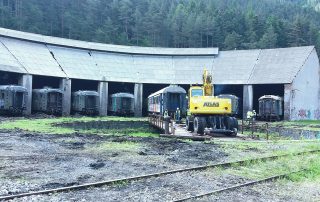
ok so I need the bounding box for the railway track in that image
[174,169,307,202]
[0,149,319,201]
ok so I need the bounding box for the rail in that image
[174,169,307,202]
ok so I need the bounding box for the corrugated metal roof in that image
[0,37,66,77]
[0,41,27,73]
[214,50,262,84]
[0,29,316,85]
[0,28,218,56]
[46,45,99,80]
[248,46,315,84]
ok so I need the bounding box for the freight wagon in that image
[72,91,99,115]
[109,93,135,116]
[32,88,63,115]
[0,85,27,115]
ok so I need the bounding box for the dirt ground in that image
[0,117,319,201]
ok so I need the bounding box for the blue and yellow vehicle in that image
[186,69,238,135]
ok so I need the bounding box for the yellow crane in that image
[186,69,238,135]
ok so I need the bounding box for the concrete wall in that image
[18,74,32,115]
[134,83,143,117]
[287,49,320,120]
[98,81,108,116]
[243,85,253,119]
[283,84,291,120]
[60,78,71,116]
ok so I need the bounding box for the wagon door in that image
[85,95,97,109]
[48,92,62,110]
[0,91,4,109]
[13,91,24,108]
[121,97,129,111]
[167,93,181,113]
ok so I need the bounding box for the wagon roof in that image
[259,95,282,101]
[148,85,186,98]
[32,88,63,93]
[217,94,239,99]
[73,90,99,96]
[111,93,134,98]
[0,85,27,92]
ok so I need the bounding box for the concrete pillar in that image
[134,83,143,117]
[283,84,292,121]
[19,74,32,115]
[243,85,253,119]
[98,81,108,116]
[60,78,71,116]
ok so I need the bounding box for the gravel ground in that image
[0,131,227,197]
[8,172,248,202]
[1,123,319,202]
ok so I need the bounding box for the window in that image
[191,89,203,97]
[3,0,9,7]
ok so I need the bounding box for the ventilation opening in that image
[72,79,99,92]
[0,71,20,85]
[33,75,60,89]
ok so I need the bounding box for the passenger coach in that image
[148,85,187,117]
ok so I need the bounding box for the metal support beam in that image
[283,84,291,120]
[243,85,253,119]
[98,81,108,116]
[60,78,71,116]
[134,83,143,117]
[18,74,32,115]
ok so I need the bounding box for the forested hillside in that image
[1,0,320,51]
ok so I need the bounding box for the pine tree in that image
[224,31,242,50]
[259,25,278,48]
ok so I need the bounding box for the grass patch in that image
[226,154,320,180]
[0,116,155,136]
[215,140,320,160]
[270,120,320,132]
[287,157,320,182]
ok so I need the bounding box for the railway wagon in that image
[0,85,27,115]
[72,91,99,115]
[217,94,239,115]
[108,93,134,116]
[148,85,187,117]
[32,88,63,115]
[258,95,283,121]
